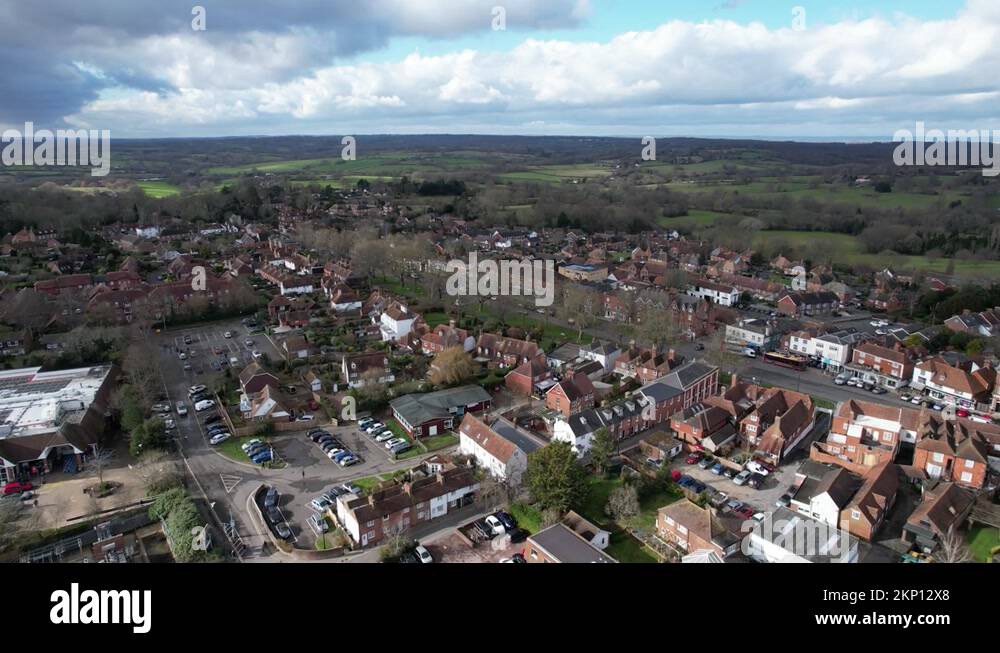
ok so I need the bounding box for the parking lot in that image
[164,319,280,377]
[668,454,802,516]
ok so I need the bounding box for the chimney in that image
[367,494,376,507]
[731,373,739,390]
[668,348,676,362]
[403,482,413,495]
[449,318,457,328]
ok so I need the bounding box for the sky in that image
[1,0,997,140]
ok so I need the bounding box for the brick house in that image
[636,361,719,424]
[335,465,479,548]
[238,362,280,395]
[504,355,553,397]
[420,322,475,355]
[475,333,540,368]
[841,463,899,542]
[902,482,976,554]
[457,413,541,485]
[545,371,596,417]
[776,290,839,318]
[912,419,994,489]
[911,357,995,411]
[848,342,914,389]
[656,500,742,558]
[738,387,815,463]
[810,400,917,473]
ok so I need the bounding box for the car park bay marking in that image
[221,474,243,494]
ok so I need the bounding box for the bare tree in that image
[936,526,972,563]
[90,444,116,489]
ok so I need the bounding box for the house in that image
[810,400,916,473]
[561,511,611,551]
[546,342,582,371]
[524,523,617,563]
[240,384,291,422]
[303,369,323,393]
[657,500,742,559]
[505,355,554,397]
[389,385,492,438]
[725,318,783,353]
[552,396,654,456]
[911,358,995,411]
[944,308,1000,337]
[0,329,33,357]
[687,278,741,307]
[276,333,310,360]
[776,291,839,318]
[614,345,685,383]
[842,463,899,542]
[912,418,995,489]
[378,301,420,342]
[788,461,863,527]
[545,371,596,417]
[579,340,621,373]
[639,430,684,462]
[902,482,976,554]
[335,465,479,548]
[475,333,540,368]
[738,387,815,463]
[341,352,394,389]
[743,507,859,563]
[788,329,865,372]
[421,322,475,355]
[636,361,720,424]
[847,342,913,389]
[670,404,735,451]
[558,263,608,282]
[238,362,279,395]
[457,413,541,485]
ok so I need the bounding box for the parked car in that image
[296,414,315,422]
[204,414,223,425]
[485,515,506,536]
[251,450,273,464]
[244,339,254,347]
[685,452,703,465]
[194,399,216,412]
[332,450,353,464]
[645,457,663,469]
[473,519,495,539]
[384,437,406,449]
[175,402,189,416]
[415,545,433,563]
[723,468,737,480]
[374,430,396,443]
[508,527,529,543]
[209,433,230,445]
[725,499,744,512]
[733,470,752,486]
[2,481,33,495]
[340,483,361,495]
[309,497,333,513]
[224,331,233,339]
[274,522,292,540]
[264,487,279,509]
[697,456,715,470]
[747,473,767,489]
[399,551,420,564]
[308,514,330,535]
[364,422,385,434]
[746,460,771,476]
[711,462,725,475]
[390,442,412,455]
[495,511,517,531]
[734,506,755,520]
[871,386,887,395]
[689,480,707,494]
[776,493,792,508]
[338,454,360,467]
[266,507,282,524]
[357,417,374,429]
[151,403,171,414]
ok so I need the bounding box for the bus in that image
[763,351,808,371]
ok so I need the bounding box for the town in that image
[0,174,997,566]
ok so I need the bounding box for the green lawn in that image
[967,527,1000,562]
[606,531,658,563]
[509,502,544,534]
[423,312,451,328]
[422,433,459,452]
[373,276,425,299]
[137,180,181,198]
[657,210,733,230]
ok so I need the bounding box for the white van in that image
[229,356,240,367]
[743,347,757,358]
[194,399,216,412]
[176,402,188,416]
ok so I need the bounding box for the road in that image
[735,360,915,409]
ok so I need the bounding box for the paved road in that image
[735,360,914,409]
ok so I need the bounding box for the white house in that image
[457,414,539,486]
[687,279,741,307]
[787,330,861,371]
[135,225,160,238]
[744,508,859,563]
[580,340,621,373]
[379,303,418,342]
[279,279,314,296]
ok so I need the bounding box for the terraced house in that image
[911,358,996,412]
[847,342,914,389]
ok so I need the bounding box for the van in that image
[229,356,239,367]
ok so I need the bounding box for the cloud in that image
[4,0,1000,138]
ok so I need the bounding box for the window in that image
[851,510,861,520]
[958,471,974,483]
[366,520,375,528]
[666,516,675,526]
[678,525,688,535]
[882,433,892,442]
[965,459,974,469]
[529,549,538,560]
[933,453,944,463]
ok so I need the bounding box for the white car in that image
[194,399,216,412]
[164,418,176,430]
[224,331,233,338]
[188,385,207,396]
[415,545,433,563]
[309,497,333,513]
[485,515,506,536]
[241,439,263,452]
[374,430,396,443]
[179,352,188,360]
[746,461,771,476]
[244,339,254,347]
[364,422,385,434]
[733,470,753,486]
[296,414,314,422]
[252,350,262,360]
[383,437,406,449]
[176,402,188,416]
[151,403,171,414]
[209,433,230,445]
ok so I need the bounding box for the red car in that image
[2,481,33,495]
[735,506,755,520]
[685,452,703,465]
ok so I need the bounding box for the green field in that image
[657,209,733,230]
[499,163,613,184]
[967,526,1000,562]
[752,230,1000,278]
[207,152,492,178]
[137,180,181,198]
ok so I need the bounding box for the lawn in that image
[606,531,658,563]
[373,276,425,299]
[421,433,459,452]
[967,526,1000,562]
[509,502,544,534]
[216,435,268,463]
[423,311,451,328]
[137,180,181,198]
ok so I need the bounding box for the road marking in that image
[221,474,243,494]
